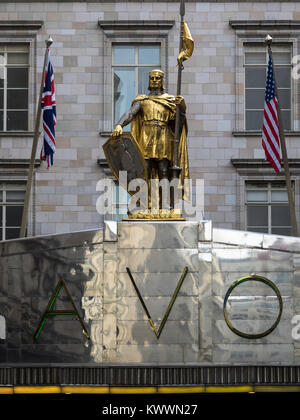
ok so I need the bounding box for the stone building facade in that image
[0,0,300,239]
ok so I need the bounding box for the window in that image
[107,182,129,222]
[0,183,25,240]
[246,181,291,235]
[112,44,160,125]
[0,44,29,131]
[245,44,292,131]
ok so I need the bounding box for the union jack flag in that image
[262,52,281,173]
[40,50,56,167]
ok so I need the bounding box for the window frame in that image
[0,35,38,134]
[244,43,293,131]
[99,20,173,136]
[0,181,26,241]
[0,43,30,131]
[112,43,161,125]
[231,28,300,133]
[245,181,293,235]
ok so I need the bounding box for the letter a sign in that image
[34,277,90,341]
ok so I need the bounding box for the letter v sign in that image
[126,267,188,339]
[33,277,90,341]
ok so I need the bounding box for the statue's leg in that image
[145,158,152,180]
[145,159,154,211]
[157,159,170,210]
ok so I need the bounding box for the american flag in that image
[40,50,56,167]
[262,53,281,173]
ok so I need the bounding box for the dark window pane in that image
[5,206,23,227]
[6,190,25,202]
[246,181,269,189]
[245,89,265,109]
[246,110,263,130]
[0,111,3,130]
[282,110,291,130]
[248,227,268,233]
[271,190,288,202]
[275,67,290,88]
[246,190,268,202]
[7,89,28,110]
[245,52,266,65]
[7,67,28,88]
[272,227,291,236]
[271,205,290,226]
[0,68,4,88]
[5,228,20,240]
[0,192,2,202]
[273,52,291,65]
[245,68,266,88]
[277,89,291,110]
[0,205,2,220]
[7,111,28,130]
[271,182,286,188]
[113,46,135,65]
[138,46,160,65]
[0,228,2,241]
[247,205,268,227]
[7,53,28,65]
[113,68,135,124]
[0,89,3,108]
[138,67,157,94]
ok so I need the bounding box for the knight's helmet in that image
[148,69,165,92]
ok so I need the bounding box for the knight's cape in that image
[130,94,190,201]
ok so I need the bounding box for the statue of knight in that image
[105,0,194,219]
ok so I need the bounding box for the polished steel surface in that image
[119,221,198,249]
[0,222,300,365]
[213,228,264,248]
[199,220,212,242]
[104,221,118,242]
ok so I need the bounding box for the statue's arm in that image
[175,95,186,113]
[111,101,142,137]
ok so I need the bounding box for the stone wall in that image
[1,2,299,235]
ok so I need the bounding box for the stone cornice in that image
[0,131,37,137]
[0,21,43,30]
[99,20,175,32]
[229,20,300,30]
[233,131,300,137]
[231,158,300,175]
[97,158,113,176]
[0,159,41,169]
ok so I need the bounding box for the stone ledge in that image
[231,158,300,169]
[99,20,175,32]
[233,131,300,137]
[230,20,300,30]
[0,21,43,30]
[0,159,41,169]
[0,131,37,137]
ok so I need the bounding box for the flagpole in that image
[20,36,53,238]
[265,35,298,237]
[171,0,185,179]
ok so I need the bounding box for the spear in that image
[170,0,186,182]
[170,0,194,208]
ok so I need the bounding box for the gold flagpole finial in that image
[46,36,53,48]
[264,34,273,46]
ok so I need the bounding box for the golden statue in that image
[110,69,189,219]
